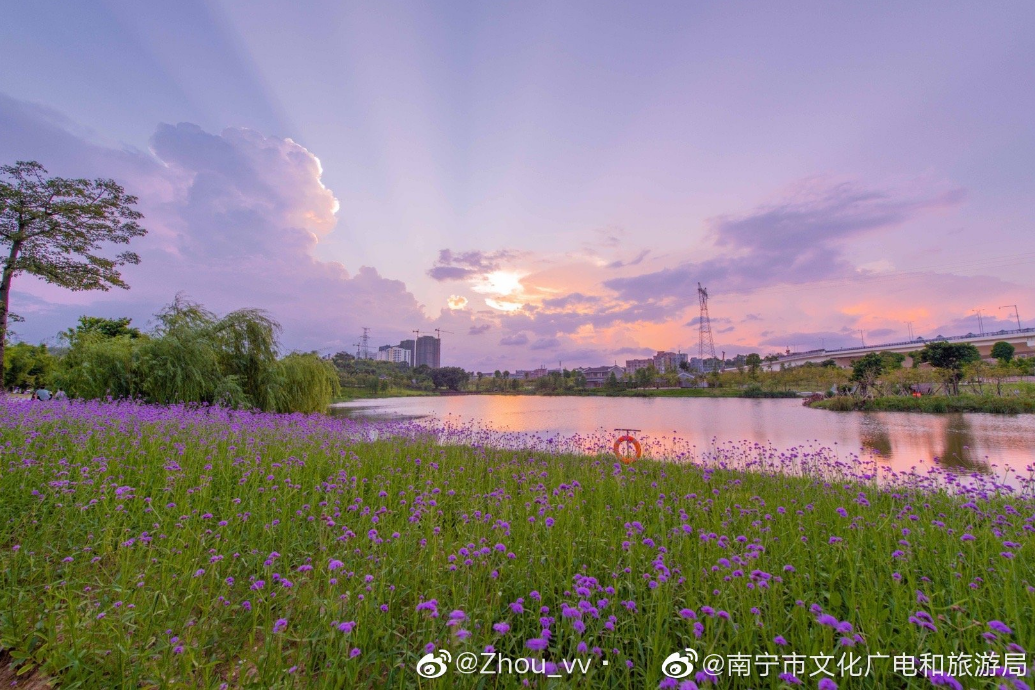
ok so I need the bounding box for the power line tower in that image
[697,283,717,371]
[354,326,372,359]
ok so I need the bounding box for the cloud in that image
[541,292,602,309]
[468,323,491,335]
[742,313,763,322]
[604,178,965,301]
[611,346,655,356]
[0,96,427,352]
[529,337,560,350]
[447,295,468,310]
[686,316,732,327]
[427,249,517,281]
[606,249,650,269]
[499,333,529,346]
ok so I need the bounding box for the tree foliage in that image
[0,161,146,382]
[851,352,885,396]
[991,341,1015,363]
[54,297,338,412]
[65,316,142,341]
[917,342,981,396]
[3,342,55,390]
[430,366,469,391]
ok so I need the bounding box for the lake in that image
[330,395,1035,477]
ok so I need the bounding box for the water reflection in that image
[330,396,1034,475]
[859,416,892,458]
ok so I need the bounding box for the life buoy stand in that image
[614,435,641,464]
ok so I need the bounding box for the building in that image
[415,335,441,368]
[583,365,624,388]
[399,339,415,365]
[624,358,653,375]
[375,346,412,365]
[653,351,688,373]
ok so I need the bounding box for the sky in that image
[2,1,1033,370]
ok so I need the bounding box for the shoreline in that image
[811,395,1035,414]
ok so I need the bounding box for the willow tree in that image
[0,161,146,382]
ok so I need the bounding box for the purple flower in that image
[816,614,839,628]
[272,618,287,633]
[525,638,548,651]
[925,673,963,690]
[988,620,1012,635]
[349,648,361,658]
[336,621,356,634]
[493,622,510,635]
[818,680,838,690]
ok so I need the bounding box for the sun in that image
[473,270,525,297]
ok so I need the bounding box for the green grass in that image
[0,401,1032,688]
[813,395,1035,414]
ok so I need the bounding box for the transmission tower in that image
[697,283,717,371]
[353,326,372,359]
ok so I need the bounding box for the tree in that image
[745,353,762,376]
[917,341,981,396]
[878,351,906,371]
[65,315,142,342]
[991,341,1015,363]
[3,342,55,390]
[850,353,885,396]
[0,161,146,383]
[431,366,469,391]
[634,365,658,389]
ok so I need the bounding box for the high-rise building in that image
[375,346,412,365]
[653,351,688,373]
[624,358,653,375]
[415,335,441,368]
[399,339,415,365]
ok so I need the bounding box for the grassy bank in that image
[333,387,439,402]
[0,400,1031,688]
[813,394,1035,414]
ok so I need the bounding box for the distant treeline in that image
[4,297,339,413]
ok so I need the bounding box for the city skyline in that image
[2,2,1034,370]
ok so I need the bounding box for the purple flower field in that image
[0,399,1032,688]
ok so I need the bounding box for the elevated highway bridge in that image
[769,327,1035,369]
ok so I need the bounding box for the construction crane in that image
[434,328,453,339]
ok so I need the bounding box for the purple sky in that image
[2,1,1033,369]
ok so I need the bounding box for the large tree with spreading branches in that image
[0,161,146,383]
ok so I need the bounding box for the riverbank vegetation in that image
[809,341,1035,414]
[0,400,1032,687]
[5,298,340,413]
[814,394,1035,414]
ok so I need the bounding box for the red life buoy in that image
[614,435,641,464]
